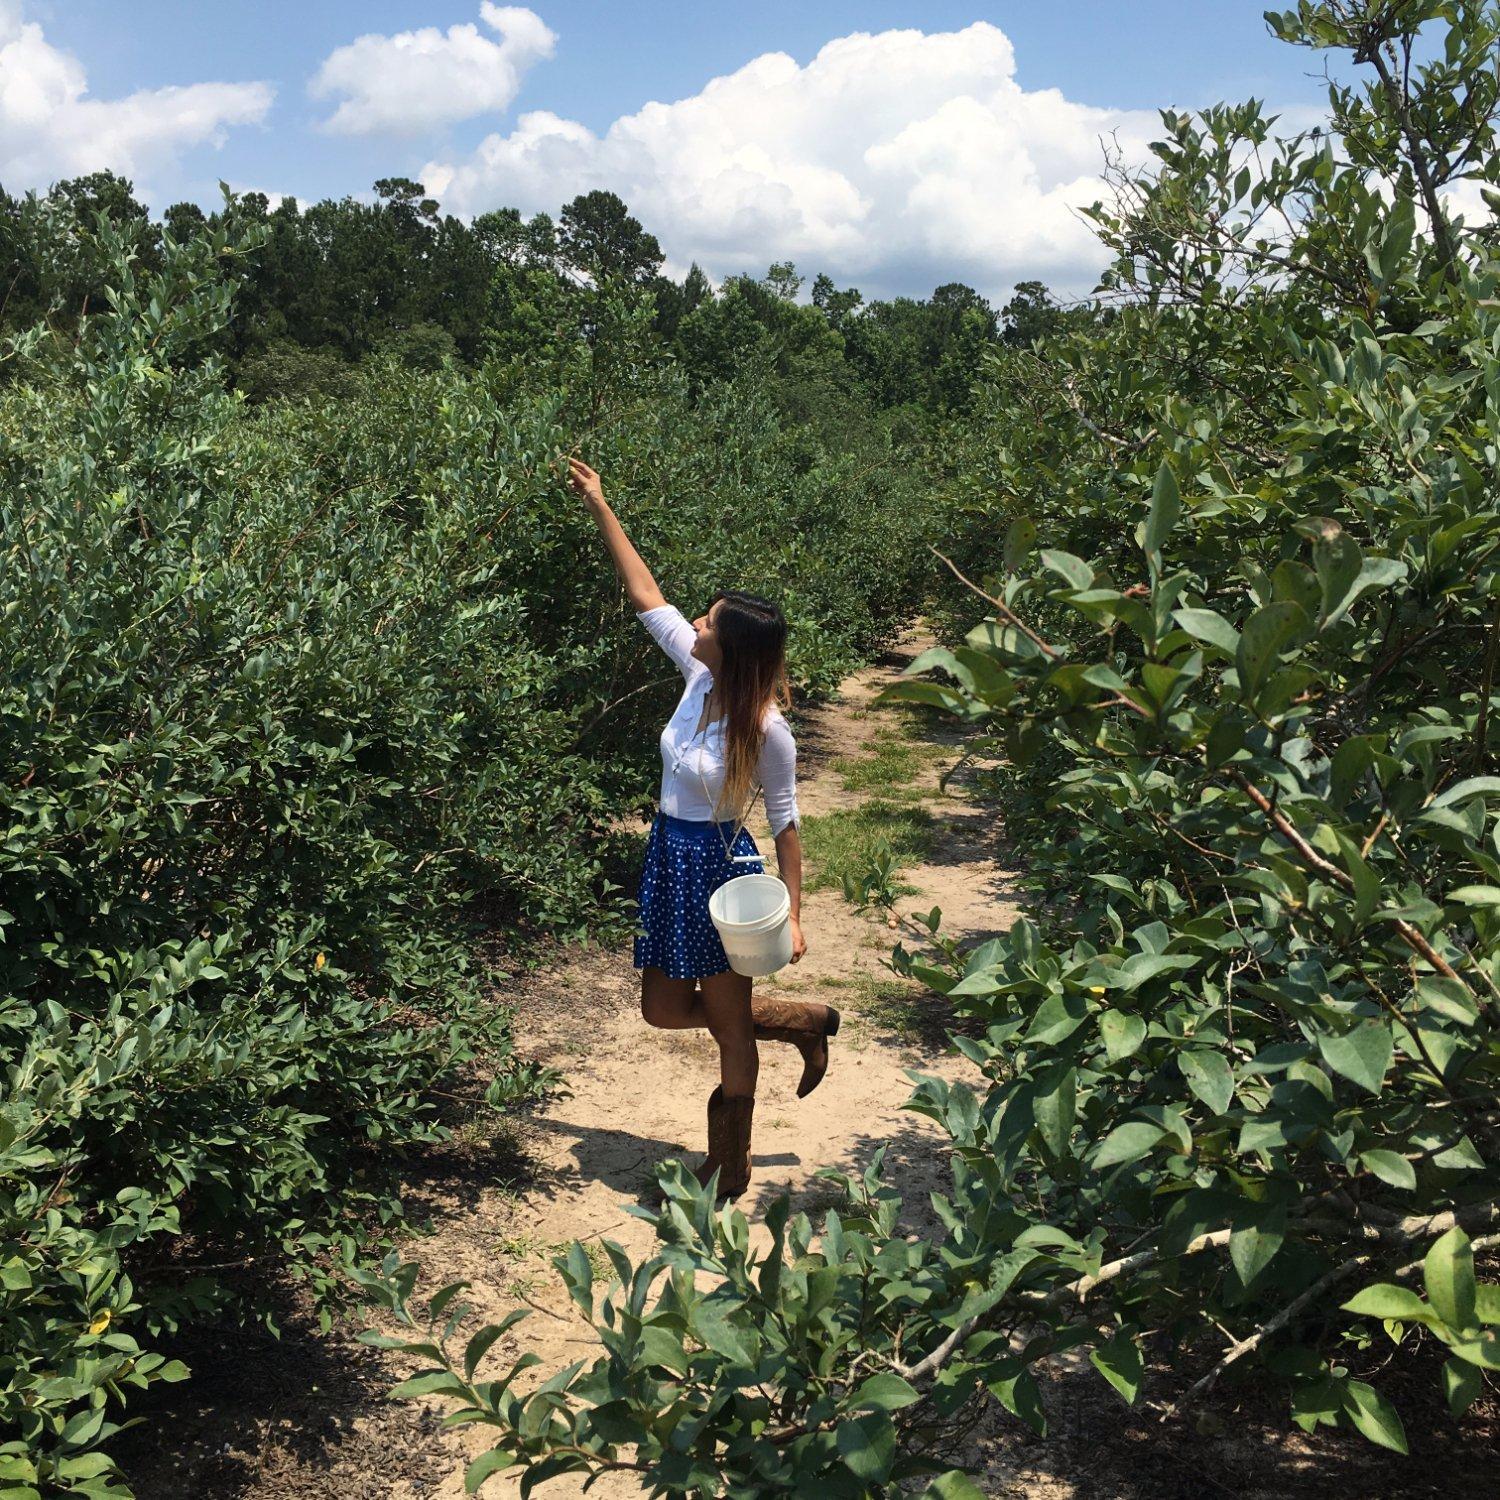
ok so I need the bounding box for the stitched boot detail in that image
[751,999,841,1098]
[694,1085,754,1198]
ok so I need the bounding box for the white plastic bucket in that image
[709,873,793,977]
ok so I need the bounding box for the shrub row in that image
[0,215,937,1493]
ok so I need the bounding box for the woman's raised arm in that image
[566,456,666,613]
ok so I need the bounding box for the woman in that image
[567,455,840,1201]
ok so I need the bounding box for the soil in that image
[118,624,1499,1499]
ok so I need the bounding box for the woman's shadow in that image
[519,1110,800,1202]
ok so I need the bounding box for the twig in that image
[1360,811,1389,859]
[930,547,1058,660]
[898,1229,1235,1382]
[1233,773,1477,997]
[1165,1255,1365,1418]
[1471,599,1500,767]
[511,1287,570,1322]
[578,677,678,739]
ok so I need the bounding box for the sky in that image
[1,1,1348,302]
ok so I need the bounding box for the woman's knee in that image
[641,992,682,1029]
[704,1010,749,1044]
[640,970,696,1029]
[700,974,754,1042]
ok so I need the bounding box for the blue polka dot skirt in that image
[633,810,764,980]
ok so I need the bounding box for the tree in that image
[162,201,208,244]
[763,260,803,302]
[652,261,712,341]
[811,272,863,330]
[558,189,663,285]
[374,175,440,224]
[48,170,150,229]
[1000,279,1063,346]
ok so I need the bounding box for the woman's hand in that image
[789,915,807,964]
[566,455,605,508]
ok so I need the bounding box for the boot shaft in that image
[705,1084,754,1197]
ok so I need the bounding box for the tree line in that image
[1,172,1070,418]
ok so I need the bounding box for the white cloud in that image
[310,3,555,137]
[0,1,271,194]
[421,22,1163,301]
[1442,174,1495,229]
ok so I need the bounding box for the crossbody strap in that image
[691,740,762,865]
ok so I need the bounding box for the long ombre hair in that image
[710,590,791,824]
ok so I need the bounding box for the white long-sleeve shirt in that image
[636,603,801,836]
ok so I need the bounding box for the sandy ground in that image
[385,623,1015,1499]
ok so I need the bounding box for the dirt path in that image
[389,622,1016,1499]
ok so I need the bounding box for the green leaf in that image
[1230,1207,1286,1289]
[1090,1331,1143,1404]
[1444,1331,1500,1369]
[1039,549,1093,590]
[1448,885,1500,907]
[1342,1283,1429,1321]
[427,1281,468,1322]
[1415,976,1478,1025]
[988,1367,1047,1435]
[562,1241,594,1318]
[1424,1227,1477,1330]
[836,1410,896,1483]
[1441,1357,1483,1417]
[1358,1150,1415,1192]
[1004,517,1038,572]
[1236,601,1309,699]
[389,1371,472,1400]
[1092,1121,1164,1171]
[1145,462,1181,556]
[1173,607,1239,656]
[1430,776,1500,809]
[1179,1050,1234,1115]
[464,1323,509,1381]
[1311,523,1362,627]
[1317,1021,1393,1096]
[693,1298,758,1365]
[1099,1010,1147,1063]
[1479,1284,1500,1325]
[1025,992,1089,1045]
[1107,952,1198,991]
[848,1372,921,1412]
[1340,1379,1408,1454]
[465,1449,516,1493]
[920,1475,988,1500]
[1333,830,1381,926]
[1033,1067,1076,1156]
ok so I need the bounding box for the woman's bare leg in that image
[640,967,706,1029]
[699,968,758,1097]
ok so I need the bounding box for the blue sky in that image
[6,2,1344,300]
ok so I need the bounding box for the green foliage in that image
[885,0,1500,1453]
[0,193,938,1491]
[365,1160,992,1498]
[379,4,1500,1489]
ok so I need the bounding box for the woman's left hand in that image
[789,916,807,963]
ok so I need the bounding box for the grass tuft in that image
[800,800,936,894]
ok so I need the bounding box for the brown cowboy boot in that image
[694,1085,755,1199]
[751,998,841,1098]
